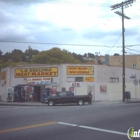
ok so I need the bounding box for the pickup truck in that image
[46,91,92,106]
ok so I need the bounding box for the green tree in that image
[0,50,2,56]
[88,53,95,58]
[114,53,120,56]
[25,46,39,62]
[33,47,81,64]
[72,52,84,62]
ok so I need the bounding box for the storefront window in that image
[67,77,84,82]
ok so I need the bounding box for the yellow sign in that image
[15,67,58,78]
[85,77,94,82]
[1,71,7,80]
[67,66,94,75]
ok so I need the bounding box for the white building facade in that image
[0,64,140,102]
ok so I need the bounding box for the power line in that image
[0,40,111,47]
[125,52,139,55]
[125,44,140,47]
[125,47,140,53]
[1,40,139,48]
[106,34,122,54]
[1,0,111,7]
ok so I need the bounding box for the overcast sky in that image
[0,0,140,55]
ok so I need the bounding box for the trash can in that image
[125,91,131,100]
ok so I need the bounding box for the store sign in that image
[15,67,58,78]
[1,71,7,80]
[67,66,94,75]
[1,71,7,85]
[27,78,51,82]
[85,77,94,82]
[71,82,81,87]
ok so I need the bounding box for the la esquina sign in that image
[15,67,58,78]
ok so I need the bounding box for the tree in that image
[25,46,39,62]
[0,50,2,56]
[11,49,23,62]
[88,53,95,58]
[114,53,120,56]
[33,47,81,64]
[72,53,84,62]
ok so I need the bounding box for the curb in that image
[0,102,47,106]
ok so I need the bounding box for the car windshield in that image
[59,92,67,96]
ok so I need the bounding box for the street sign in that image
[133,79,138,86]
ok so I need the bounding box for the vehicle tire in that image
[48,100,55,106]
[77,99,83,106]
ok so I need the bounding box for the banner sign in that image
[27,77,51,82]
[15,67,58,78]
[67,66,94,75]
[71,82,81,87]
[85,77,94,82]
[1,71,7,80]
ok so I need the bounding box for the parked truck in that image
[45,91,92,106]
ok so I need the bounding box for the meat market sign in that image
[15,67,58,78]
[67,66,94,75]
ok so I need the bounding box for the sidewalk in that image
[0,101,47,106]
[0,100,140,106]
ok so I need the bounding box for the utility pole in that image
[111,0,135,102]
[95,52,100,64]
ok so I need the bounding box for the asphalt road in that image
[0,102,140,140]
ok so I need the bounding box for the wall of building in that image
[0,87,6,101]
[1,64,140,102]
[99,55,140,70]
[60,64,95,96]
[0,68,8,101]
[125,83,140,100]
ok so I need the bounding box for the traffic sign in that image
[133,79,138,86]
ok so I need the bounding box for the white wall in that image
[60,64,95,95]
[107,83,122,101]
[125,83,140,100]
[0,87,6,101]
[1,64,140,102]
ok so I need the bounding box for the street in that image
[0,102,140,140]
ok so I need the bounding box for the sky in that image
[0,0,140,56]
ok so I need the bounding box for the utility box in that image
[125,91,131,100]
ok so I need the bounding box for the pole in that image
[110,0,135,102]
[122,3,125,102]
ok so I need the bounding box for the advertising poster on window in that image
[100,85,107,92]
[7,87,13,101]
[69,87,75,95]
[52,87,57,94]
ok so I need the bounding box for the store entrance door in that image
[87,85,95,101]
[34,86,41,102]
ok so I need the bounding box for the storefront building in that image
[0,64,140,102]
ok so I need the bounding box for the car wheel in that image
[48,100,55,106]
[78,99,83,106]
